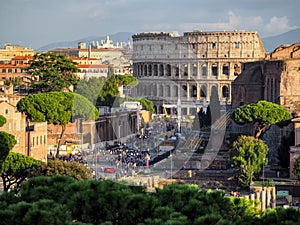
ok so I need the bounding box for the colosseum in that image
[131,30,266,116]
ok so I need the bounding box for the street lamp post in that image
[262,158,265,190]
[26,118,31,156]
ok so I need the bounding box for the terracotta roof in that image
[77,64,108,68]
[69,56,98,60]
[0,64,28,68]
[11,55,34,60]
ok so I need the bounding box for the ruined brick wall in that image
[279,59,300,117]
[267,43,300,60]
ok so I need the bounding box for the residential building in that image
[0,55,33,82]
[0,101,26,154]
[0,100,47,162]
[50,35,132,76]
[0,44,34,62]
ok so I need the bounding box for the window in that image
[193,64,197,76]
[5,109,8,114]
[235,42,240,48]
[212,64,218,76]
[222,65,229,75]
[191,85,197,97]
[182,85,187,97]
[184,65,188,76]
[167,64,171,76]
[2,69,6,73]
[202,64,207,76]
[175,66,179,76]
[212,43,216,49]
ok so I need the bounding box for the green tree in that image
[17,92,98,157]
[230,135,268,187]
[0,152,42,191]
[293,155,300,180]
[0,200,80,225]
[0,115,6,127]
[138,98,154,113]
[26,52,79,93]
[75,77,106,105]
[0,176,286,225]
[40,160,93,180]
[231,100,293,139]
[0,132,16,169]
[97,75,119,107]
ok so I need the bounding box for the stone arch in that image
[148,64,152,76]
[166,64,171,76]
[143,64,147,76]
[200,85,207,97]
[159,84,164,96]
[159,64,164,76]
[154,64,158,76]
[222,85,229,98]
[191,84,197,97]
[173,85,178,97]
[165,85,171,97]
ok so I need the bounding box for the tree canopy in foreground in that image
[231,100,293,139]
[1,176,300,225]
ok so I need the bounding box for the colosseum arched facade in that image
[131,30,265,116]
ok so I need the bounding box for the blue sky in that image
[1,0,299,49]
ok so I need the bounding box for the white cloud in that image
[265,16,298,35]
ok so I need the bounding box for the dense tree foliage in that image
[0,152,41,191]
[231,100,293,139]
[17,92,98,157]
[230,135,268,187]
[75,77,106,105]
[0,115,6,127]
[0,176,283,225]
[0,131,16,169]
[39,160,93,180]
[26,52,80,92]
[293,155,300,180]
[76,76,153,112]
[114,74,138,87]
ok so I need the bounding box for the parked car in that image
[103,167,115,173]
